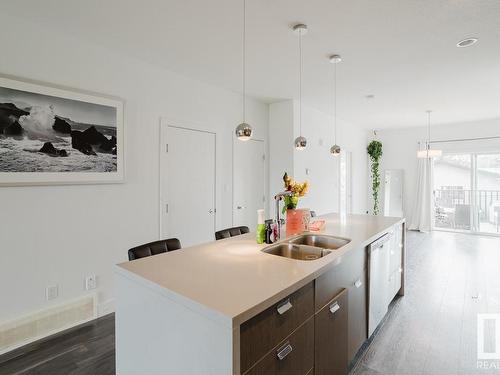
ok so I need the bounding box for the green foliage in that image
[367,140,383,215]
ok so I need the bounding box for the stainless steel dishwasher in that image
[367,232,392,337]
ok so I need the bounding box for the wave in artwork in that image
[0,87,118,173]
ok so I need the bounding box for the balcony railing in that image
[434,189,500,232]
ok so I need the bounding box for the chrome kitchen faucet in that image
[274,190,293,241]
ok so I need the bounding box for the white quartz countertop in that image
[115,213,404,328]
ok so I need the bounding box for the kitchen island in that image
[114,213,405,375]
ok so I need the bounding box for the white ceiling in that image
[1,0,499,129]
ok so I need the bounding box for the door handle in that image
[277,342,293,360]
[277,298,292,315]
[354,279,363,288]
[329,301,341,314]
[208,209,214,214]
[236,206,246,210]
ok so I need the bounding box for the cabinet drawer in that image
[244,317,314,375]
[315,288,348,375]
[240,282,314,373]
[315,246,365,311]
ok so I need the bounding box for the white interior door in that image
[233,139,266,231]
[161,125,216,247]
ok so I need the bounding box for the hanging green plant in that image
[367,140,383,215]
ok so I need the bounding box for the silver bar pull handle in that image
[277,342,293,360]
[354,279,363,288]
[277,298,292,315]
[329,301,341,314]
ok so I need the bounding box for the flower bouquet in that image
[282,172,310,235]
[282,172,309,213]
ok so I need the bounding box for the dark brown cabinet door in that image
[315,247,365,311]
[347,271,367,361]
[314,288,348,375]
[244,317,314,375]
[240,282,314,373]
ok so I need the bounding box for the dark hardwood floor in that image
[351,230,500,375]
[2,230,499,374]
[0,314,115,375]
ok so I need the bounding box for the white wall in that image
[268,101,294,208]
[293,102,340,215]
[374,118,500,221]
[337,115,369,215]
[269,100,368,216]
[0,13,269,322]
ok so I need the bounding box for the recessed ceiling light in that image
[456,38,478,48]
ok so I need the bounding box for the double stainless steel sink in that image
[262,233,350,261]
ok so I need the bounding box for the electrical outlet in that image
[46,285,58,301]
[85,275,97,291]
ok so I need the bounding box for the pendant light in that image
[235,0,252,141]
[329,54,342,155]
[293,24,308,150]
[417,110,442,158]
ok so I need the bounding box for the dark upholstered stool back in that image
[128,238,182,261]
[215,226,250,240]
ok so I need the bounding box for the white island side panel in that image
[115,271,233,375]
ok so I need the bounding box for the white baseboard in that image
[97,298,115,317]
[0,294,97,355]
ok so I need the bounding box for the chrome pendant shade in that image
[330,144,341,155]
[235,122,252,141]
[294,136,307,150]
[293,23,308,150]
[235,0,253,141]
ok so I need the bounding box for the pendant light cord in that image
[299,28,302,136]
[427,110,431,150]
[242,0,246,123]
[333,62,337,144]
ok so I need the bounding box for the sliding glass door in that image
[476,154,500,234]
[433,152,500,235]
[434,154,473,231]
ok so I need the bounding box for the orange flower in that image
[282,172,308,197]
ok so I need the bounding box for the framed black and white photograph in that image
[0,75,124,185]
